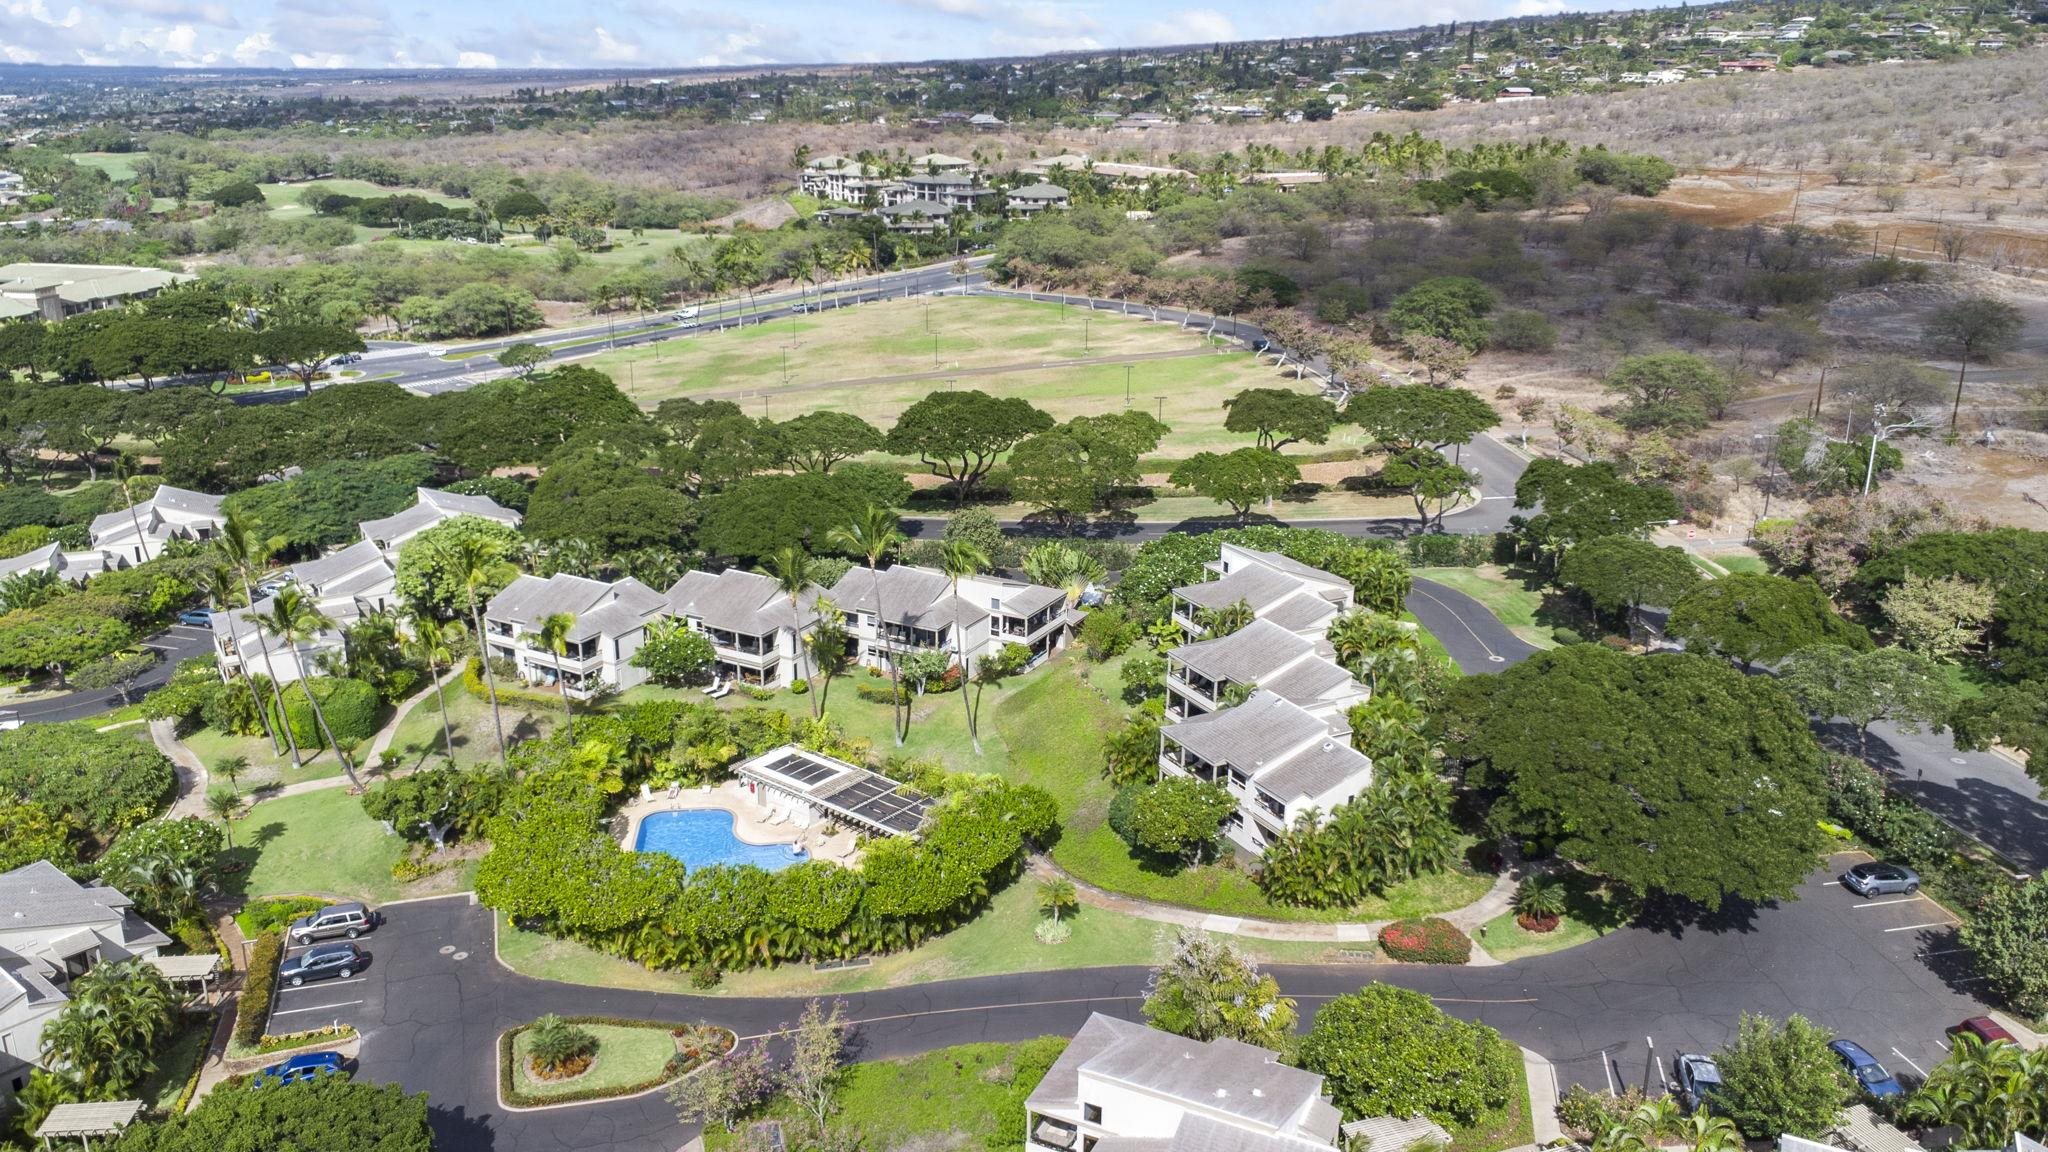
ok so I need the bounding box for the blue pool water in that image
[634,809,809,873]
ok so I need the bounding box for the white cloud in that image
[456,49,497,66]
[591,25,640,61]
[231,30,278,63]
[1135,7,1235,43]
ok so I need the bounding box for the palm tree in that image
[401,608,461,761]
[805,597,849,713]
[766,547,820,719]
[1198,599,1255,638]
[113,455,148,560]
[1037,876,1078,925]
[215,755,247,793]
[245,586,360,790]
[212,509,288,758]
[940,537,990,754]
[205,788,241,845]
[536,612,577,740]
[444,536,518,767]
[828,505,907,746]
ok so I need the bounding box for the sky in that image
[0,0,1620,71]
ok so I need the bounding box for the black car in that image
[279,942,363,987]
[1674,1053,1724,1112]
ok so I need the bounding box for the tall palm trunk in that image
[298,678,360,791]
[465,588,508,767]
[238,575,284,756]
[870,562,904,746]
[426,645,455,759]
[553,650,575,740]
[793,592,818,720]
[952,587,979,756]
[252,628,303,769]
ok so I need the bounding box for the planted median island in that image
[503,1014,735,1106]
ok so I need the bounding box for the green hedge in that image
[236,896,327,939]
[1379,917,1472,963]
[496,1017,733,1107]
[254,1023,356,1056]
[462,656,562,708]
[267,678,384,751]
[233,933,283,1047]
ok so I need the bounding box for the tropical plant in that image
[525,1014,599,1076]
[400,609,462,759]
[1197,599,1255,638]
[1036,876,1078,925]
[244,586,360,789]
[442,534,519,766]
[1142,927,1296,1048]
[941,537,990,754]
[1903,1033,2048,1147]
[535,611,578,739]
[767,547,820,719]
[205,788,241,845]
[213,508,290,761]
[1512,877,1566,931]
[37,959,176,1096]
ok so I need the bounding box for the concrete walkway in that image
[155,719,212,819]
[1024,848,1527,955]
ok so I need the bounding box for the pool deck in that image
[618,780,863,866]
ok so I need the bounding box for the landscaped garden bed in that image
[498,1016,734,1107]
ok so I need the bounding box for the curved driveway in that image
[369,876,1987,1152]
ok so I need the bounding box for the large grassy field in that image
[68,152,140,182]
[226,786,475,905]
[585,296,1312,456]
[258,179,472,216]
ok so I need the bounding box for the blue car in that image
[176,608,214,627]
[252,1051,345,1088]
[1829,1039,1904,1098]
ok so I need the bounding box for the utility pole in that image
[1863,404,1933,496]
[1155,395,1166,420]
[1811,362,1837,418]
[1125,364,1133,407]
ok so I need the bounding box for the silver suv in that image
[288,902,376,944]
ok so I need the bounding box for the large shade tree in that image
[1443,646,1828,909]
[1667,573,1872,670]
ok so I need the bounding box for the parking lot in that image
[267,929,387,1041]
[1820,852,1974,1083]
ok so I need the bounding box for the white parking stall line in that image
[1851,896,1925,909]
[1883,921,1953,933]
[277,977,366,993]
[1890,1048,1928,1078]
[271,1000,363,1017]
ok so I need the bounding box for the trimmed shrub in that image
[267,678,384,751]
[855,680,908,706]
[233,933,283,1047]
[1378,917,1472,964]
[1107,783,1144,848]
[238,896,327,938]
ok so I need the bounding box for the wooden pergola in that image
[34,1100,142,1151]
[144,952,223,1003]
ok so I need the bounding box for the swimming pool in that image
[633,809,809,873]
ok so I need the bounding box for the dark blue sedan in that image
[252,1051,345,1088]
[1828,1039,1904,1098]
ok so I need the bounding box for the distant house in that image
[908,152,973,172]
[1170,544,1353,641]
[1246,171,1330,190]
[894,171,997,210]
[1026,1013,1343,1152]
[877,201,952,234]
[212,487,521,686]
[0,262,194,323]
[968,112,1005,130]
[88,485,224,566]
[661,567,823,688]
[829,563,1070,673]
[1006,182,1072,216]
[483,573,667,698]
[0,862,169,1105]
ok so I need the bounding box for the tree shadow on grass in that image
[215,822,287,901]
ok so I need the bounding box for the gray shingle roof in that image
[566,578,667,643]
[830,565,977,628]
[1171,620,1313,684]
[1260,658,1357,708]
[291,539,390,591]
[0,542,61,579]
[359,488,520,547]
[1254,734,1373,804]
[487,573,615,629]
[1009,182,1072,200]
[1339,1114,1449,1149]
[1027,1014,1331,1133]
[1233,547,1346,586]
[1176,565,1306,612]
[1163,691,1331,772]
[148,485,224,518]
[664,569,817,634]
[0,861,140,933]
[1262,595,1341,634]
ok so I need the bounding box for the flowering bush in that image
[1378,917,1471,964]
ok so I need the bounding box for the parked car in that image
[1674,1053,1724,1112]
[1949,1017,2018,1046]
[176,608,214,627]
[251,1051,345,1088]
[289,902,376,944]
[1828,1039,1904,1098]
[1843,861,1920,897]
[279,942,363,986]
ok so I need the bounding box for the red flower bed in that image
[1378,917,1472,964]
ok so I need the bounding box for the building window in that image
[1083,1104,1101,1124]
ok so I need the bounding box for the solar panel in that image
[763,754,838,788]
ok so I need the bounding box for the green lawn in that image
[226,786,474,905]
[1478,872,1632,962]
[1707,553,1768,575]
[380,684,561,772]
[69,152,139,182]
[704,1038,1067,1152]
[585,295,1308,456]
[183,726,350,794]
[1411,566,1560,649]
[509,1023,678,1100]
[258,179,472,215]
[138,1012,214,1113]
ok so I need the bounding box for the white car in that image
[672,307,700,320]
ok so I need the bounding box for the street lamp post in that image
[1125,364,1133,408]
[1862,404,1934,497]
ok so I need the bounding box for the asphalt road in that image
[1,624,212,724]
[358,865,1990,1152]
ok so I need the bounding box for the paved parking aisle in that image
[268,935,387,1040]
